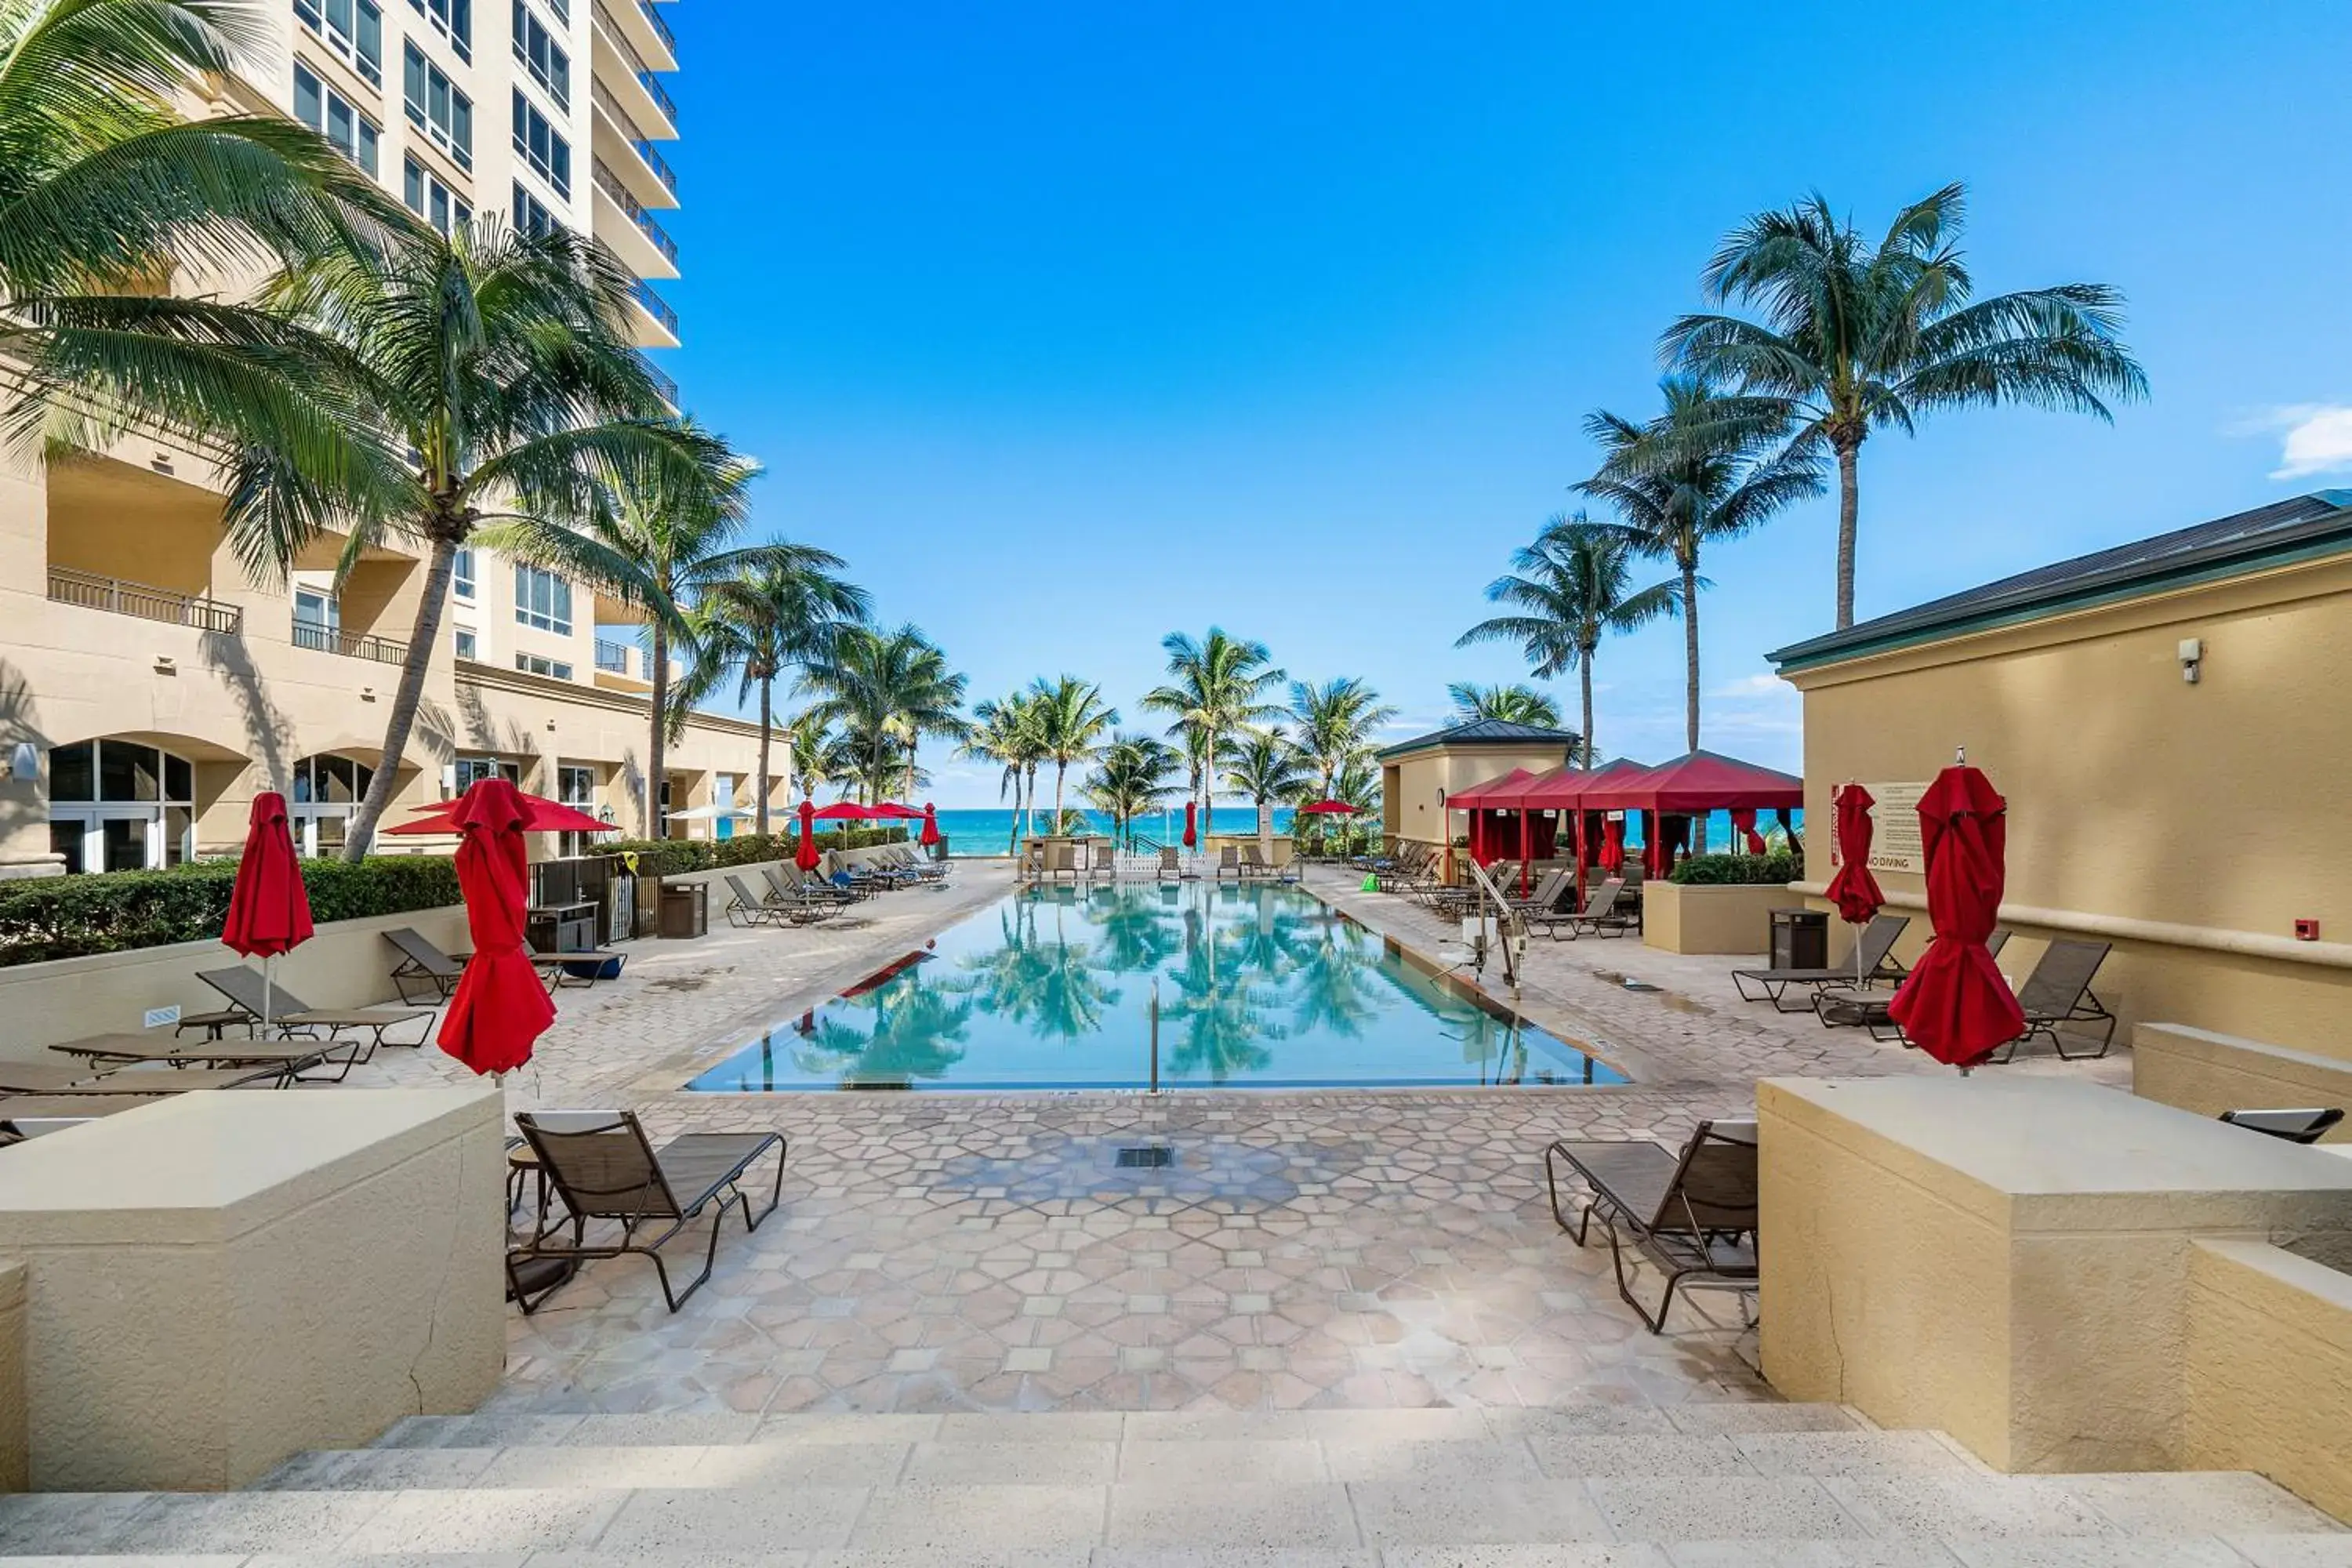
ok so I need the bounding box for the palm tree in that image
[1579,376,1822,753]
[1447,682,1563,729]
[1028,675,1117,824]
[1141,629,1286,840]
[1223,728,1309,821]
[1454,514,1678,768]
[669,554,869,833]
[784,713,854,804]
[1083,732,1178,848]
[223,220,707,858]
[481,434,797,839]
[961,692,1039,854]
[802,624,967,806]
[1664,183,2147,629]
[1288,677,1396,798]
[2,0,411,448]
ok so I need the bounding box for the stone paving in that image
[338,858,2129,1421]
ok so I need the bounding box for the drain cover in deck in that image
[1114,1145,1174,1169]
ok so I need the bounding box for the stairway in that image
[0,1404,2341,1562]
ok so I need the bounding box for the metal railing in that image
[593,158,679,263]
[632,278,679,335]
[291,619,409,665]
[591,83,680,196]
[636,139,678,196]
[638,70,677,128]
[637,0,675,56]
[47,566,242,634]
[633,351,678,406]
[593,0,677,126]
[594,637,632,673]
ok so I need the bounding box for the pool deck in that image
[343,858,2125,1419]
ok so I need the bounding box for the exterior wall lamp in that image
[2178,637,2204,684]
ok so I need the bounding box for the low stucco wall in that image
[2135,1023,2352,1139]
[1759,1076,2352,1474]
[0,906,470,1059]
[2186,1236,2352,1520]
[0,1087,504,1491]
[1642,882,1787,955]
[0,1263,22,1493]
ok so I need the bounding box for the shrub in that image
[1666,851,1802,887]
[598,827,909,878]
[0,855,462,967]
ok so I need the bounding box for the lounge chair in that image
[1214,845,1240,883]
[1544,1119,1760,1334]
[1505,869,1573,915]
[45,1034,332,1083]
[2220,1107,2345,1145]
[193,967,436,1062]
[1156,846,1181,883]
[385,926,626,1004]
[1526,878,1632,941]
[509,1109,788,1313]
[1239,844,1271,880]
[759,866,842,922]
[1732,913,1911,1009]
[1987,938,2117,1062]
[1091,842,1120,880]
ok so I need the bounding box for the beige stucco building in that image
[0,0,786,876]
[1377,718,1581,861]
[1773,489,2352,1063]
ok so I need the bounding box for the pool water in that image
[686,882,1626,1092]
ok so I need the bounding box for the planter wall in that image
[1642,880,1797,955]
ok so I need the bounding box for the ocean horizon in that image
[873,805,1801,858]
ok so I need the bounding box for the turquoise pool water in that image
[686,882,1626,1092]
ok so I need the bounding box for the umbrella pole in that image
[262,953,274,1038]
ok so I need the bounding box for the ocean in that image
[917,806,1801,857]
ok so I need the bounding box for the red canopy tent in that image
[1449,769,1540,873]
[1581,751,1802,876]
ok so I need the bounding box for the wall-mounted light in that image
[8,743,36,782]
[152,655,175,674]
[546,718,557,731]
[360,687,376,702]
[2178,637,2204,685]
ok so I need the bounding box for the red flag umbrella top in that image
[1294,799,1359,815]
[812,800,874,822]
[1181,800,1197,848]
[434,779,557,1076]
[871,802,924,820]
[385,790,612,837]
[1824,784,1886,926]
[222,792,314,957]
[1886,764,2025,1068]
[919,803,942,847]
[796,799,822,870]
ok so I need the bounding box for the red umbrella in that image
[1181,800,1197,848]
[812,800,875,822]
[223,792,314,1037]
[1728,807,1767,855]
[871,802,924,820]
[919,803,942,848]
[385,790,612,837]
[1886,764,2025,1068]
[1599,816,1625,875]
[434,779,557,1076]
[796,799,822,871]
[1294,799,1358,815]
[1824,784,1886,924]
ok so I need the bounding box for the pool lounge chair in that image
[1732,913,1911,1010]
[1986,938,2118,1063]
[1092,842,1120,880]
[1214,845,1240,883]
[385,926,625,1004]
[759,866,843,922]
[1504,869,1573,915]
[1526,878,1632,941]
[1239,844,1272,880]
[45,1034,333,1083]
[2220,1107,2345,1145]
[724,873,794,928]
[1156,846,1181,883]
[1544,1119,1760,1334]
[193,967,436,1062]
[509,1109,788,1313]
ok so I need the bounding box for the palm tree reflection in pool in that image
[953,892,1122,1044]
[793,970,974,1087]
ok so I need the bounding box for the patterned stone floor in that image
[343,858,2128,1420]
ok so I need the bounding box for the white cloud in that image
[1709,672,1788,700]
[2234,405,2352,480]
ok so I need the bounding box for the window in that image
[292,588,340,650]
[293,62,379,175]
[454,628,477,659]
[46,742,195,873]
[402,158,473,236]
[513,182,558,238]
[556,764,598,855]
[452,546,475,599]
[515,652,574,681]
[511,89,569,198]
[511,1,568,108]
[406,0,470,61]
[295,0,383,85]
[402,44,472,168]
[455,757,521,791]
[514,563,571,633]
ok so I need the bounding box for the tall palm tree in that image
[480,434,791,839]
[1288,677,1396,798]
[1454,514,1678,768]
[1664,183,2147,628]
[1028,674,1117,824]
[961,692,1039,854]
[802,624,967,806]
[1083,731,1178,848]
[784,713,854,804]
[1447,682,1563,729]
[1224,728,1309,819]
[1579,376,1822,753]
[668,554,869,833]
[229,221,710,858]
[2,0,412,448]
[1142,629,1285,839]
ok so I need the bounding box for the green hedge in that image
[597,827,909,878]
[0,856,461,967]
[1666,851,1802,887]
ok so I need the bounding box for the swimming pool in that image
[686,881,1626,1092]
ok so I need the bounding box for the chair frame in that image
[1732,913,1911,1009]
[1987,938,2118,1063]
[1544,1120,1760,1334]
[2221,1107,2346,1145]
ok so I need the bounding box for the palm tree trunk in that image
[1835,437,1861,631]
[648,619,670,839]
[754,677,773,837]
[342,532,459,861]
[1054,760,1067,824]
[1681,562,1700,754]
[1579,656,1595,770]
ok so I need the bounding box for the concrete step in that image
[0,1468,2337,1556]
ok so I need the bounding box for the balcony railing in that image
[47,566,241,634]
[633,351,678,407]
[593,158,679,264]
[636,139,678,196]
[639,70,677,128]
[592,84,680,197]
[593,0,677,128]
[594,637,633,673]
[637,0,675,56]
[292,619,409,665]
[631,278,679,335]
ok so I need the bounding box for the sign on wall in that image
[1827,782,1930,874]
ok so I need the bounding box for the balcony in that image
[292,619,409,665]
[590,82,679,209]
[47,566,242,635]
[633,351,678,408]
[626,278,679,348]
[594,637,632,673]
[593,0,675,71]
[591,0,677,136]
[593,157,680,278]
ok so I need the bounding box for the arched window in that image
[47,740,196,873]
[288,753,377,858]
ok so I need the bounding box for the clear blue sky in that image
[658,1,2352,805]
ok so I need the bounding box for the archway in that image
[46,739,200,873]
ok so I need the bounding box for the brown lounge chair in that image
[509,1109,788,1313]
[44,1034,331,1083]
[1985,938,2118,1062]
[1733,913,1911,1009]
[194,967,436,1062]
[2221,1108,2345,1145]
[1544,1119,1759,1334]
[759,866,842,922]
[387,927,624,1003]
[1526,878,1633,941]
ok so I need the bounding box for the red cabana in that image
[1450,769,1539,870]
[1886,764,2026,1068]
[796,799,822,870]
[428,779,557,1076]
[1584,750,1803,814]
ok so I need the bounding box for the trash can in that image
[658,879,708,940]
[1770,907,1829,971]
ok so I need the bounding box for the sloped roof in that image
[1377,718,1580,761]
[1769,491,2352,672]
[1448,768,1540,808]
[1584,750,1803,812]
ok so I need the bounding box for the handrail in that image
[632,351,677,407]
[291,619,408,665]
[591,0,677,125]
[637,0,676,56]
[594,637,632,673]
[47,566,241,635]
[593,158,678,263]
[632,279,678,334]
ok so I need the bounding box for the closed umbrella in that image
[1823,784,1887,985]
[919,802,942,849]
[1886,762,2025,1069]
[222,791,313,1038]
[432,778,556,1076]
[1728,807,1767,855]
[796,799,821,871]
[1181,800,1197,849]
[1600,816,1625,875]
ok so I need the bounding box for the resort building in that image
[1774,489,2352,1077]
[1377,717,1581,860]
[0,0,784,876]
